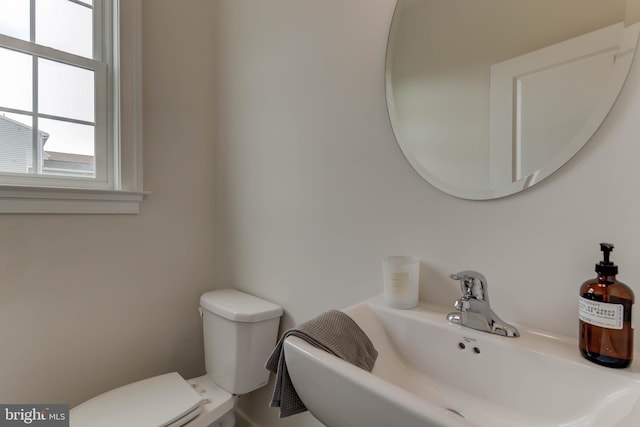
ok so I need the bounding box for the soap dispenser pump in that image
[579,243,634,368]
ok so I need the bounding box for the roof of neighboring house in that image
[44,151,93,164]
[43,151,94,172]
[0,114,50,141]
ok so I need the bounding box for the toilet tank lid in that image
[200,289,283,322]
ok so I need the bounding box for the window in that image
[0,0,144,213]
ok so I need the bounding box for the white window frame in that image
[0,0,146,214]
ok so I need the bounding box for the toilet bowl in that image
[70,289,283,427]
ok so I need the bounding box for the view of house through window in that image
[0,0,99,179]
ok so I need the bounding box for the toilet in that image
[70,289,283,427]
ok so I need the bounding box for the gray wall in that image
[211,1,640,426]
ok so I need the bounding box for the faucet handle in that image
[449,271,488,302]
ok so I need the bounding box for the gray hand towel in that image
[265,309,378,418]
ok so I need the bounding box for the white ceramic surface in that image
[284,294,640,427]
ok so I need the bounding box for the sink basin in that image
[283,294,640,427]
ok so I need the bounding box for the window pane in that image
[36,0,93,58]
[0,112,34,174]
[39,118,95,177]
[0,47,32,112]
[39,58,94,123]
[39,118,94,156]
[0,0,30,41]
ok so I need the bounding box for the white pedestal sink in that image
[283,294,640,427]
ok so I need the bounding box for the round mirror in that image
[386,0,640,199]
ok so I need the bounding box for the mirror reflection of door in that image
[489,22,639,189]
[386,0,640,200]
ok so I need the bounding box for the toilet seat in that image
[70,372,203,427]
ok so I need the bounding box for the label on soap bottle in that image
[578,296,624,330]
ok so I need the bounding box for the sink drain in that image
[445,408,465,418]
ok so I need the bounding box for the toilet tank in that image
[199,289,283,395]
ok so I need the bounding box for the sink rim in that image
[361,295,640,378]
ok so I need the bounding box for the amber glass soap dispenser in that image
[579,243,634,368]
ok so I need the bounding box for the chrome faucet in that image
[447,271,519,337]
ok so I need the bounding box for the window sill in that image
[0,185,149,214]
